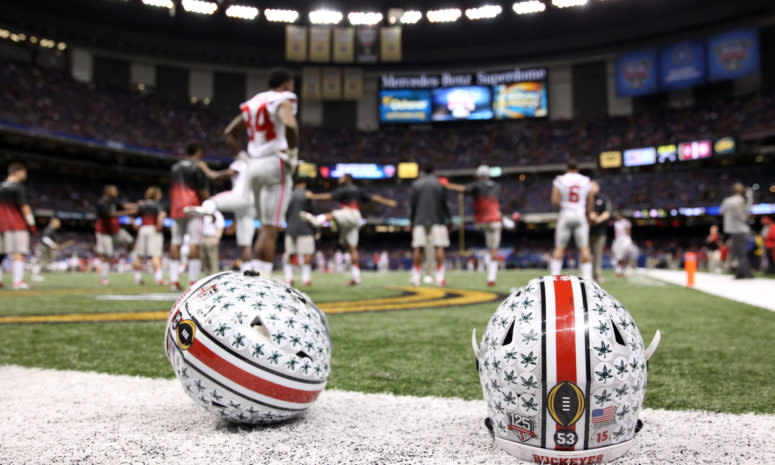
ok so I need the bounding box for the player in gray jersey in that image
[301,174,397,286]
[283,179,316,286]
[409,162,451,286]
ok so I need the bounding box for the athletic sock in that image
[614,265,622,275]
[188,259,201,283]
[283,262,294,283]
[239,261,251,272]
[32,264,41,277]
[169,260,180,283]
[134,270,142,283]
[351,265,361,283]
[436,264,445,284]
[12,260,24,284]
[411,265,421,284]
[154,267,163,283]
[581,262,593,282]
[100,260,109,279]
[550,258,562,276]
[301,264,311,284]
[255,260,273,276]
[487,261,498,283]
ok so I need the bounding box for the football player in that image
[409,163,451,287]
[0,162,36,289]
[95,185,136,286]
[446,165,508,286]
[222,68,298,277]
[132,186,166,285]
[550,158,597,281]
[168,142,209,290]
[612,211,634,277]
[185,149,255,272]
[283,178,316,286]
[301,174,397,286]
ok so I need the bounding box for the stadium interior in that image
[1,0,775,463]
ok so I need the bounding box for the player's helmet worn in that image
[472,275,660,464]
[165,271,332,424]
[476,164,490,179]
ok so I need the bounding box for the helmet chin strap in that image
[645,330,661,361]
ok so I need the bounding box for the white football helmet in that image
[165,271,332,424]
[472,275,660,463]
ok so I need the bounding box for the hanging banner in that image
[302,67,322,99]
[356,28,378,63]
[343,68,363,100]
[380,26,402,62]
[322,67,342,100]
[309,26,331,63]
[333,28,355,63]
[659,40,706,90]
[285,25,307,62]
[615,49,658,97]
[708,28,760,82]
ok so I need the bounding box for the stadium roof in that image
[1,0,772,67]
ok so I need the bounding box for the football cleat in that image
[165,271,332,425]
[183,200,215,218]
[299,211,321,228]
[171,281,182,291]
[487,281,496,287]
[12,281,31,290]
[473,276,660,464]
[100,278,110,286]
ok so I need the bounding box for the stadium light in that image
[348,11,383,26]
[512,1,546,14]
[141,0,173,9]
[552,0,588,8]
[225,5,259,20]
[264,8,299,23]
[309,9,343,25]
[400,10,422,24]
[426,8,462,23]
[57,42,67,51]
[0,30,9,39]
[181,0,217,15]
[465,5,503,20]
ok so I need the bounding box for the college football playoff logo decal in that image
[546,381,585,427]
[176,319,196,350]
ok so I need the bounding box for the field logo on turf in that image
[546,381,585,427]
[176,320,196,350]
[507,413,537,442]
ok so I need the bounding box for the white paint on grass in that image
[1,365,773,464]
[639,269,775,312]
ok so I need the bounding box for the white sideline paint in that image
[1,366,774,464]
[95,292,181,301]
[639,269,775,312]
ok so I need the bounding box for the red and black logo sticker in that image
[547,381,585,427]
[176,319,196,350]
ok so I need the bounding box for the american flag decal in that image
[592,406,615,423]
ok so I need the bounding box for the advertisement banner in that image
[309,26,331,63]
[285,25,307,62]
[343,68,363,100]
[623,147,657,167]
[708,28,760,81]
[321,163,396,179]
[380,26,402,62]
[678,140,712,161]
[356,28,378,63]
[302,67,322,100]
[333,27,354,63]
[615,50,658,97]
[379,89,431,123]
[599,151,622,169]
[322,67,342,100]
[659,40,705,90]
[492,81,548,119]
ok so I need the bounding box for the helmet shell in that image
[476,275,648,463]
[165,271,332,424]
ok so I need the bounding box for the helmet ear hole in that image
[611,319,626,346]
[502,320,515,346]
[250,316,270,340]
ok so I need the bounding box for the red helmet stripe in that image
[189,338,323,404]
[553,276,578,451]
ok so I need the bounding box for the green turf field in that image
[1,270,774,414]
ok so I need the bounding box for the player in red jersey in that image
[132,186,166,285]
[447,165,511,286]
[95,185,136,285]
[0,162,36,289]
[223,68,298,277]
[168,142,209,290]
